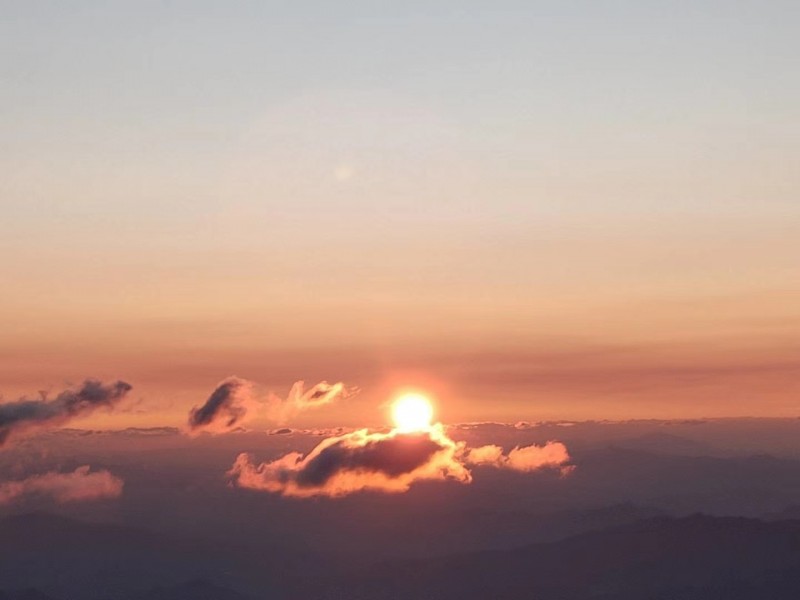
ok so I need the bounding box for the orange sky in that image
[2,3,799,427]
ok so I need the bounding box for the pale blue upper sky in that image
[4,1,798,219]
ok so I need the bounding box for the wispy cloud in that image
[0,380,132,447]
[187,378,357,434]
[267,380,359,424]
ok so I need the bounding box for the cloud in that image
[187,377,256,434]
[268,380,358,424]
[229,424,470,498]
[0,466,124,506]
[228,424,573,498]
[466,442,574,475]
[188,378,357,434]
[0,380,133,447]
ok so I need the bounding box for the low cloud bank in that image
[466,442,574,475]
[229,424,572,498]
[0,466,124,505]
[0,380,132,447]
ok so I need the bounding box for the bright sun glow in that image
[392,393,434,432]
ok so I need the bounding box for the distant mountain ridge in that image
[308,514,800,599]
[6,512,800,599]
[0,513,269,600]
[0,583,246,600]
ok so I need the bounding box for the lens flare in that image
[391,393,433,432]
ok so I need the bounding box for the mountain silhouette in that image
[308,514,800,599]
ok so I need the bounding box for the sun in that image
[392,393,434,432]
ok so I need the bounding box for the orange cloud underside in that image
[228,423,571,498]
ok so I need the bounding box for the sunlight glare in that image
[392,393,434,432]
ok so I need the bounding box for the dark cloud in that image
[270,428,293,435]
[187,377,255,434]
[0,380,132,447]
[295,433,443,487]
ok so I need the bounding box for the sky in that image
[1,1,799,427]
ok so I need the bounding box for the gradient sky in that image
[1,1,799,427]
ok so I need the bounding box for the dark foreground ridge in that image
[4,512,800,599]
[310,514,800,600]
